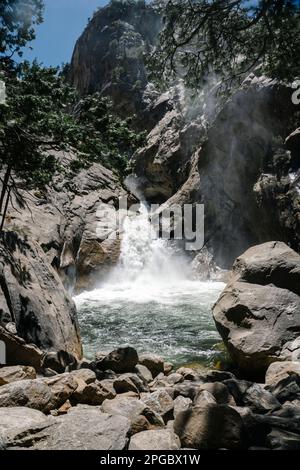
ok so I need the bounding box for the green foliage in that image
[0,0,43,62]
[70,93,146,174]
[0,61,145,190]
[151,0,300,92]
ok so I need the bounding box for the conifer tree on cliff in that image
[0,1,144,232]
[151,0,300,90]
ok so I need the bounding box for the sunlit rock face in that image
[68,0,161,117]
[213,241,300,377]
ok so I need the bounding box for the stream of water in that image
[74,204,225,367]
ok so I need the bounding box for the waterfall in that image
[110,202,191,286]
[74,198,225,367]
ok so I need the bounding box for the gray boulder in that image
[0,379,53,412]
[141,389,174,423]
[113,373,148,394]
[139,353,164,377]
[0,374,78,413]
[7,406,131,450]
[174,402,244,449]
[101,396,146,420]
[0,365,36,386]
[173,396,193,418]
[129,429,180,451]
[213,242,300,375]
[135,364,153,383]
[265,361,300,386]
[0,407,49,442]
[73,381,116,406]
[230,241,300,295]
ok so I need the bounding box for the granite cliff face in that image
[131,76,300,267]
[68,0,300,269]
[68,0,161,118]
[0,232,82,359]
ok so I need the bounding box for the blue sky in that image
[22,0,108,67]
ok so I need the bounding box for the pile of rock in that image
[0,346,299,450]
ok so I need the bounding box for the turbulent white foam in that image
[74,202,225,365]
[112,203,191,283]
[75,202,224,305]
[75,279,225,307]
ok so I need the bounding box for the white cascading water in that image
[74,202,225,366]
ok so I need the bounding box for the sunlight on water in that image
[74,203,225,366]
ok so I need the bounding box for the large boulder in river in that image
[0,232,82,359]
[213,242,300,376]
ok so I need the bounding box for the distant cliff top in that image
[68,0,161,116]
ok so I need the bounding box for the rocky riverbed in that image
[1,240,300,450]
[1,0,300,452]
[0,347,300,450]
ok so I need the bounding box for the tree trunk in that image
[0,165,11,216]
[0,185,11,233]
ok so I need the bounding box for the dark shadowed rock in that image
[242,384,281,413]
[174,403,244,449]
[266,375,300,404]
[200,370,235,383]
[267,428,300,450]
[42,351,78,374]
[224,379,280,413]
[97,346,138,373]
[195,382,235,406]
[0,326,43,371]
[285,127,300,170]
